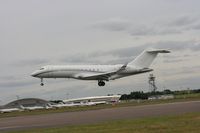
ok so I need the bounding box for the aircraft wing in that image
[74,63,128,81]
[74,71,116,81]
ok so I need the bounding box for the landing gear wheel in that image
[101,81,105,86]
[98,81,105,86]
[40,78,44,86]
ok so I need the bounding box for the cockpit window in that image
[39,68,45,70]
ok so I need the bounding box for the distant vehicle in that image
[31,48,170,86]
[0,108,21,113]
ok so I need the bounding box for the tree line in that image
[120,89,200,100]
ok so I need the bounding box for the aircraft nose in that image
[31,71,38,77]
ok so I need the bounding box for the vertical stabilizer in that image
[128,48,170,68]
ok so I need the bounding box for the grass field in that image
[175,93,200,99]
[0,93,200,118]
[8,112,200,133]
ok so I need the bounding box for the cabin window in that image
[39,68,44,70]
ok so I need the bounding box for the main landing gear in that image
[40,78,44,86]
[98,80,105,86]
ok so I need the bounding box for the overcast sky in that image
[1,0,200,104]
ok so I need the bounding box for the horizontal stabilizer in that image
[147,49,170,53]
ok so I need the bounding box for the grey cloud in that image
[103,57,132,65]
[103,46,143,58]
[162,54,194,60]
[129,26,181,36]
[163,15,200,32]
[103,40,200,58]
[160,65,200,77]
[92,18,130,32]
[61,54,97,64]
[0,80,37,88]
[92,19,180,36]
[194,24,200,29]
[156,28,181,35]
[14,59,49,67]
[128,25,153,36]
[189,23,200,30]
[167,16,197,27]
[60,40,200,65]
[154,41,200,51]
[0,76,16,81]
[163,75,200,90]
[92,16,200,36]
[61,55,87,63]
[163,59,186,63]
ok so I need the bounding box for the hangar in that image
[3,98,50,108]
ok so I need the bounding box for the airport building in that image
[148,94,174,100]
[63,95,121,104]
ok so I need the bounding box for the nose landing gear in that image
[98,80,105,86]
[40,78,44,86]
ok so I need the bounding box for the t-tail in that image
[127,48,170,68]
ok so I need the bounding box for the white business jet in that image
[31,48,170,86]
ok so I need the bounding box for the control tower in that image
[148,74,157,92]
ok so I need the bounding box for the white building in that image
[148,95,174,100]
[63,95,121,105]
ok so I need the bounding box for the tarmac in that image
[0,101,200,132]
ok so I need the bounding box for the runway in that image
[0,101,200,132]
